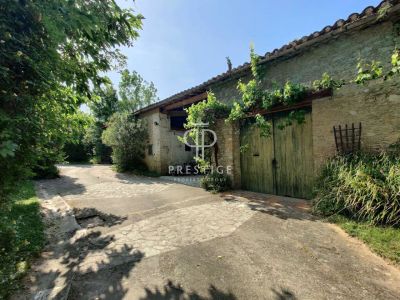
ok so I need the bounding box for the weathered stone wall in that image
[141,109,162,173]
[142,19,400,183]
[312,78,400,172]
[207,19,400,185]
[141,109,194,174]
[158,113,195,174]
[211,21,399,104]
[212,120,241,188]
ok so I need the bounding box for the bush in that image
[313,150,400,226]
[102,112,148,172]
[63,142,91,163]
[32,162,59,179]
[201,172,232,193]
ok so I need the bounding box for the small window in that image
[147,144,153,155]
[185,144,191,152]
[170,116,186,130]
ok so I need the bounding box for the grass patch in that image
[0,181,45,299]
[329,215,400,264]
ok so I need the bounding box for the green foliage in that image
[312,72,344,90]
[0,181,45,299]
[102,112,148,172]
[237,79,263,109]
[185,92,229,128]
[354,60,384,84]
[240,144,250,153]
[262,86,283,109]
[385,49,400,79]
[313,150,400,226]
[200,172,232,193]
[226,101,245,122]
[277,110,306,130]
[118,69,159,113]
[0,0,142,208]
[63,111,94,163]
[90,83,120,124]
[87,83,120,163]
[377,2,393,20]
[236,45,264,110]
[255,114,272,137]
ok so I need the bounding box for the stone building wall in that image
[212,120,241,188]
[140,18,400,185]
[312,78,400,172]
[204,19,400,187]
[141,109,194,174]
[141,109,162,172]
[211,21,399,105]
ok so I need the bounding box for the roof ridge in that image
[135,0,400,115]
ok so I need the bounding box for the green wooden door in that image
[240,111,314,199]
[273,112,314,199]
[240,123,275,194]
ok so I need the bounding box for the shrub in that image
[102,112,148,172]
[201,172,232,193]
[313,150,400,226]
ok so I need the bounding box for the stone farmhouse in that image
[135,0,400,199]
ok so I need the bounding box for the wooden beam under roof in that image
[162,92,207,111]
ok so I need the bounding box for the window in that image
[185,144,191,152]
[170,116,186,130]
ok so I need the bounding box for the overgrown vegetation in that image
[0,181,45,299]
[0,2,144,297]
[313,147,400,227]
[102,113,148,172]
[118,69,159,113]
[200,172,232,193]
[0,0,142,206]
[63,111,94,163]
[185,45,400,143]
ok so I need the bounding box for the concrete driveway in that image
[22,165,400,299]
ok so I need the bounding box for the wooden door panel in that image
[273,112,314,199]
[240,123,275,194]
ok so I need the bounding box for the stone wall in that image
[141,109,162,172]
[206,19,400,186]
[212,120,241,188]
[141,109,195,174]
[211,21,399,104]
[312,78,400,172]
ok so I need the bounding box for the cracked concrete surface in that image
[14,165,400,300]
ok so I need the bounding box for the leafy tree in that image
[90,83,120,124]
[63,111,94,163]
[118,69,158,112]
[0,0,143,204]
[87,83,120,163]
[102,112,148,172]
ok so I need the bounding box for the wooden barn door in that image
[240,123,275,194]
[240,110,314,199]
[273,111,314,199]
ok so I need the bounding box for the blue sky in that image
[110,0,382,101]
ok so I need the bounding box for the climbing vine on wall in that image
[184,46,400,140]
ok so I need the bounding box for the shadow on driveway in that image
[221,190,316,222]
